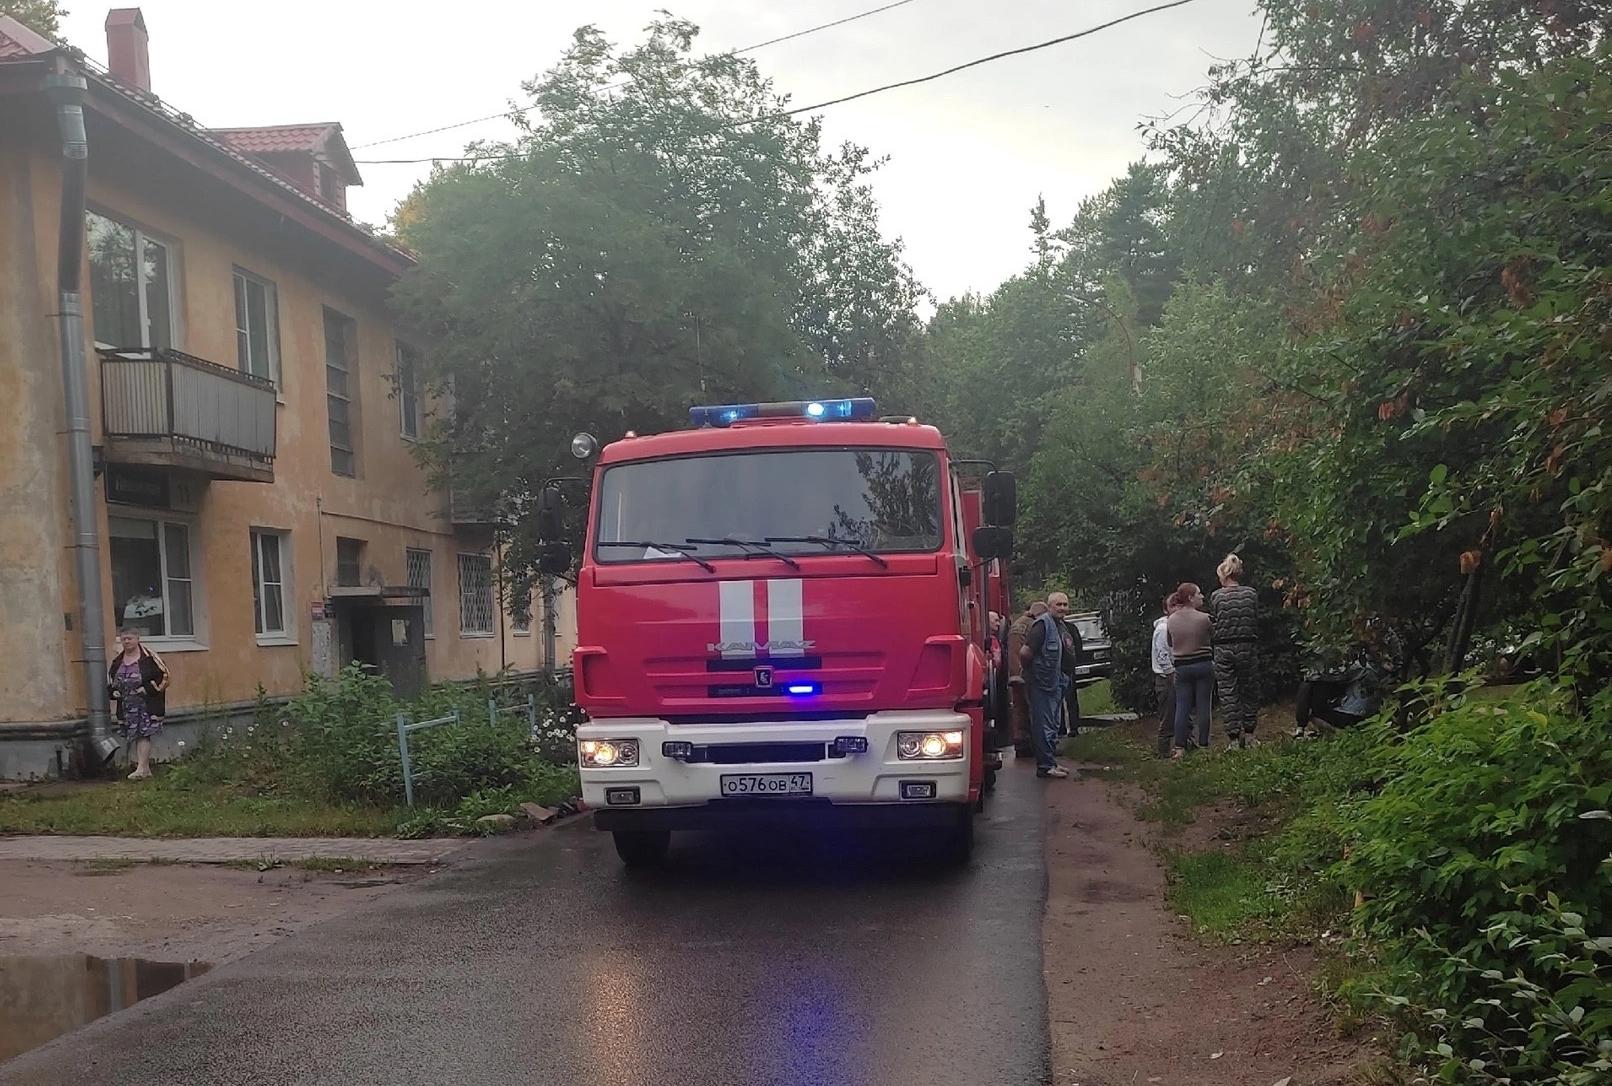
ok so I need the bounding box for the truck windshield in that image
[594,448,943,561]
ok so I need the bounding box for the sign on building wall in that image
[105,467,200,511]
[105,467,169,508]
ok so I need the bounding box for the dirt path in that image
[1041,767,1376,1086]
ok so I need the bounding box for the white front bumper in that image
[577,709,971,810]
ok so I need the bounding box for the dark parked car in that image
[1068,611,1111,689]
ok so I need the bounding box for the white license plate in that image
[720,773,813,797]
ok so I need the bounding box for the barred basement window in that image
[457,553,494,636]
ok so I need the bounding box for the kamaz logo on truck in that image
[706,640,816,655]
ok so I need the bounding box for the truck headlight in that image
[896,730,965,761]
[579,738,639,768]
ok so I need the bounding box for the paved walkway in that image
[0,835,467,865]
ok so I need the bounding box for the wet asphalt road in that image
[1,764,1051,1086]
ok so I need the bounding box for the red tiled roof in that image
[209,122,362,185]
[0,14,55,59]
[210,122,340,156]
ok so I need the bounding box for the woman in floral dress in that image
[107,627,170,780]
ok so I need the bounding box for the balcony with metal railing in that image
[99,348,278,483]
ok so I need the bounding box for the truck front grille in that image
[697,742,827,765]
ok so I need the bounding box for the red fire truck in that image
[538,398,1016,867]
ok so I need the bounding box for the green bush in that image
[284,665,580,810]
[1340,682,1612,1083]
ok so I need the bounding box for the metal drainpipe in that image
[47,69,116,765]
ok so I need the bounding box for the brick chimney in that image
[105,8,151,93]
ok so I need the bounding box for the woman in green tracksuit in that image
[1209,553,1260,748]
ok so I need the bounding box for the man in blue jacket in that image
[1021,600,1074,780]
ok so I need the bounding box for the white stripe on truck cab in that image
[766,579,804,657]
[718,580,755,659]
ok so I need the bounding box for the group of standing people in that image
[1151,553,1261,760]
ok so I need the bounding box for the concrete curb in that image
[0,835,467,865]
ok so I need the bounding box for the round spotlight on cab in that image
[570,432,599,460]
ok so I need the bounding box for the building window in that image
[323,307,358,476]
[405,547,433,638]
[251,530,290,639]
[396,344,422,440]
[109,515,195,640]
[457,553,494,636]
[335,537,365,587]
[233,270,280,386]
[87,210,175,350]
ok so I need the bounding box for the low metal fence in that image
[488,694,538,733]
[393,692,554,806]
[393,709,460,808]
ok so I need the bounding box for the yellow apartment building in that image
[0,10,573,777]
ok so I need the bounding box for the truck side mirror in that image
[973,525,1014,561]
[537,540,573,576]
[983,471,1017,526]
[536,484,563,542]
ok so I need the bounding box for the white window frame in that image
[457,552,494,637]
[324,307,358,477]
[396,343,422,441]
[233,268,282,391]
[251,529,294,645]
[108,512,205,651]
[86,208,181,351]
[406,547,434,639]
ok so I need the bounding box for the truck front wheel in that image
[612,830,671,868]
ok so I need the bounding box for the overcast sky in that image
[59,0,1260,303]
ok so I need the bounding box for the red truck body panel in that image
[574,416,989,800]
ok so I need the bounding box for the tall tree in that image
[0,0,65,37]
[391,18,922,583]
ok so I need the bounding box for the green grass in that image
[1165,848,1285,940]
[1069,721,1366,938]
[1063,726,1225,823]
[0,778,399,838]
[1075,679,1121,716]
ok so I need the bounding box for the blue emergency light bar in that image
[689,398,877,427]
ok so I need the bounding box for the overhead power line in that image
[349,0,921,150]
[353,0,1200,166]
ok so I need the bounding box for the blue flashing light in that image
[689,398,878,427]
[784,682,820,697]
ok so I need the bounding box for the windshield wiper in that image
[685,537,802,570]
[764,535,889,569]
[597,540,716,573]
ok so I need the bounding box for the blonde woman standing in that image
[1209,554,1260,749]
[107,627,169,779]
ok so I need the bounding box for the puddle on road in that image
[0,954,211,1064]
